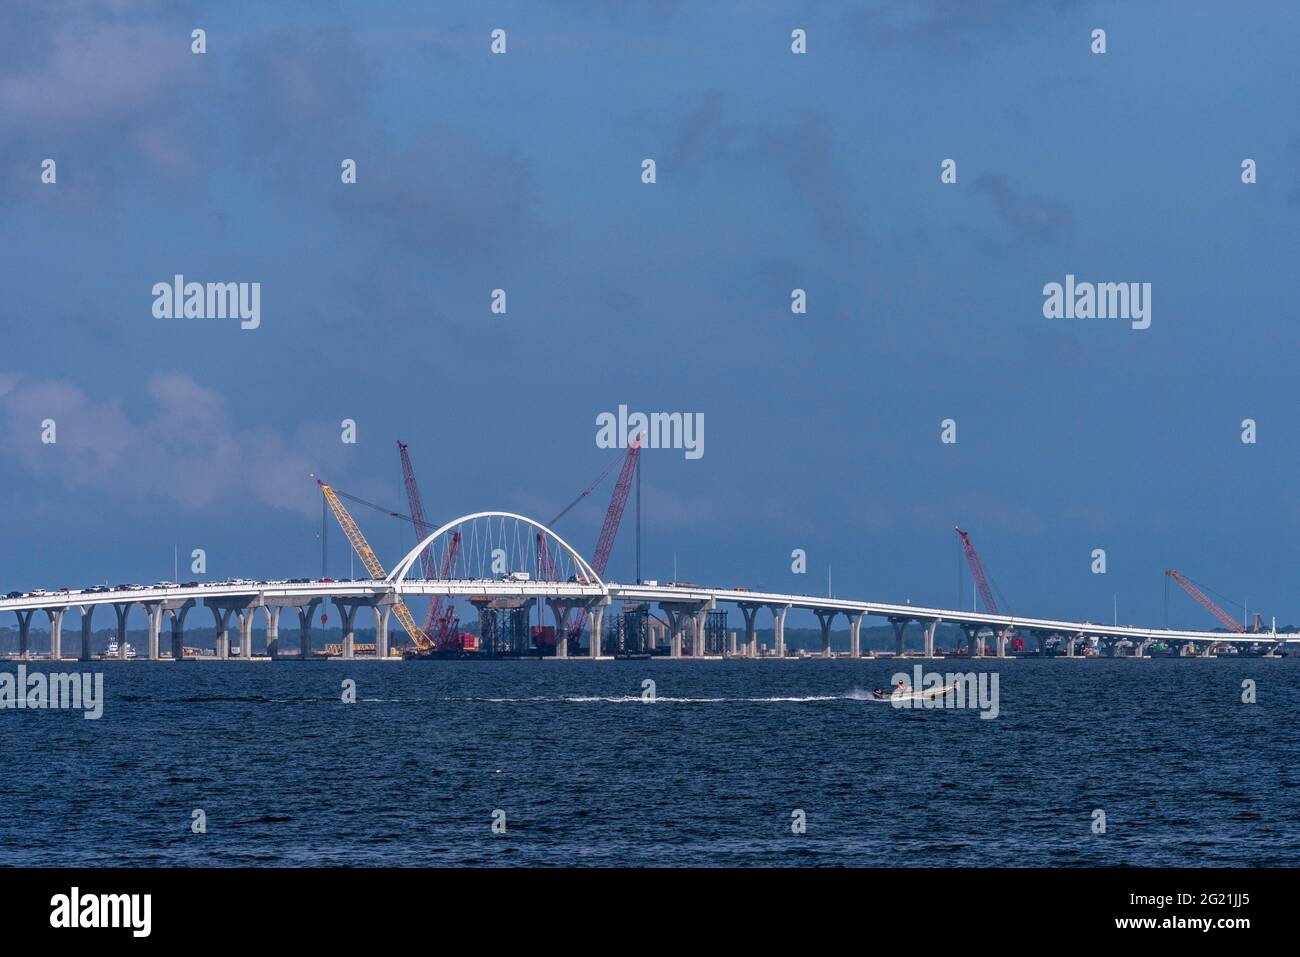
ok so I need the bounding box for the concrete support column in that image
[113,602,131,660]
[239,608,254,659]
[996,629,1010,658]
[739,604,760,659]
[922,619,939,658]
[373,605,390,659]
[890,617,911,657]
[692,610,708,657]
[168,600,193,660]
[816,609,837,657]
[729,630,737,656]
[1200,641,1216,658]
[589,604,605,660]
[16,609,35,658]
[549,600,572,659]
[666,611,683,658]
[960,624,981,658]
[332,599,359,659]
[46,608,66,661]
[79,605,96,661]
[264,605,282,658]
[847,612,864,658]
[142,603,163,660]
[297,599,321,659]
[770,604,790,658]
[209,605,234,660]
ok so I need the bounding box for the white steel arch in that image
[386,511,605,590]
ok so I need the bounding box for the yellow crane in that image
[317,479,432,652]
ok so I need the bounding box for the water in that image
[1,658,1296,866]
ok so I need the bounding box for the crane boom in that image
[1165,569,1244,633]
[569,438,641,642]
[955,527,999,616]
[399,441,457,638]
[318,480,432,651]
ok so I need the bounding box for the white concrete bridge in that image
[1,511,1293,661]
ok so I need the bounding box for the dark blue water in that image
[1,658,1296,866]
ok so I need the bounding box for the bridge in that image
[1,511,1293,661]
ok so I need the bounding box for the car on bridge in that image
[4,591,25,599]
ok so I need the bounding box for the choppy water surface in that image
[1,658,1296,866]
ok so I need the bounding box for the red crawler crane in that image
[955,527,1000,615]
[569,437,641,645]
[955,527,1015,653]
[535,438,642,647]
[1165,569,1244,633]
[398,441,461,647]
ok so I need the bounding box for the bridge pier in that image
[848,611,864,658]
[46,607,66,660]
[995,629,1011,658]
[15,608,35,658]
[168,599,194,659]
[296,598,322,659]
[959,623,982,658]
[372,604,391,658]
[814,609,837,657]
[112,602,132,659]
[658,600,712,659]
[692,608,710,657]
[921,618,940,658]
[738,603,762,659]
[239,607,255,659]
[331,598,362,659]
[589,602,606,659]
[208,605,235,659]
[264,605,282,658]
[889,616,911,657]
[769,604,791,658]
[140,602,165,660]
[659,606,687,658]
[548,601,573,658]
[79,605,96,661]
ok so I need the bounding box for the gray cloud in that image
[0,371,345,516]
[967,172,1075,245]
[0,3,214,207]
[844,0,1090,56]
[667,91,864,245]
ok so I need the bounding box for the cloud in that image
[0,4,212,204]
[0,371,341,515]
[967,172,1075,245]
[667,91,863,244]
[844,0,1089,56]
[231,29,537,266]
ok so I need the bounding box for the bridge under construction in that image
[1,440,1294,662]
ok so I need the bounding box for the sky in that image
[1,0,1299,631]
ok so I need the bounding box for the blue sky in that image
[1,1,1298,630]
